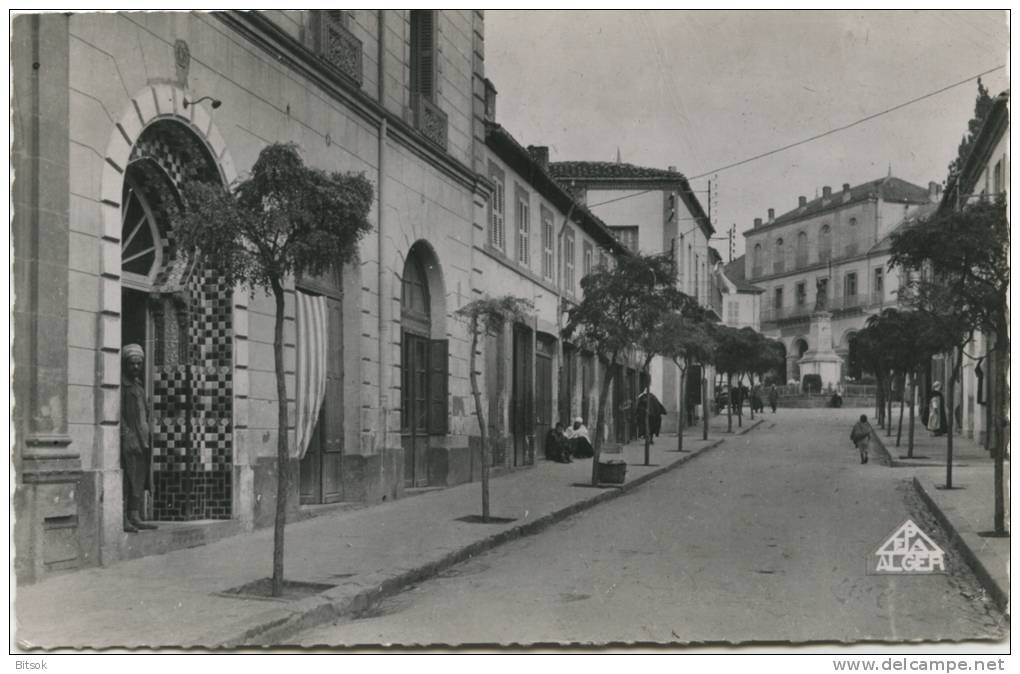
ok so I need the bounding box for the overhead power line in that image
[688,65,1005,180]
[585,65,1005,210]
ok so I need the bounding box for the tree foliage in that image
[172,143,374,596]
[947,78,994,178]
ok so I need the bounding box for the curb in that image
[909,476,1010,616]
[222,419,766,646]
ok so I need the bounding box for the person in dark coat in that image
[120,344,157,533]
[850,414,874,464]
[636,389,667,444]
[768,384,779,413]
[927,382,947,436]
[544,422,572,463]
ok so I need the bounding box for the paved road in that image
[296,408,1007,647]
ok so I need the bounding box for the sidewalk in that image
[15,415,763,649]
[869,422,1010,615]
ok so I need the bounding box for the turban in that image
[574,416,584,424]
[122,343,145,361]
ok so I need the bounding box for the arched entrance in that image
[400,242,448,488]
[121,119,232,521]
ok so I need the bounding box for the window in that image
[774,286,784,309]
[819,225,831,262]
[583,241,594,278]
[873,267,884,301]
[752,243,763,277]
[727,299,739,324]
[563,227,576,293]
[993,158,1005,196]
[540,206,554,279]
[817,277,829,306]
[410,10,437,101]
[610,226,639,252]
[844,272,857,299]
[487,162,505,250]
[694,253,700,300]
[599,251,610,270]
[773,238,785,273]
[796,231,808,267]
[795,282,806,307]
[515,187,530,266]
[846,218,858,256]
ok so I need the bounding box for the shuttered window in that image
[541,206,554,279]
[410,10,437,100]
[428,339,448,434]
[516,187,530,267]
[583,241,594,278]
[488,162,505,250]
[563,227,576,294]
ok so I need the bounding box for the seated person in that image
[565,416,594,458]
[544,422,572,463]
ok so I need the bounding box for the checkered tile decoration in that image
[130,137,200,193]
[150,263,234,521]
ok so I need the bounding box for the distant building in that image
[547,160,718,433]
[743,176,940,383]
[715,254,764,331]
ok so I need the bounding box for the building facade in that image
[12,10,641,583]
[742,176,939,383]
[546,161,718,433]
[715,254,764,331]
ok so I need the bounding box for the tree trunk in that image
[726,373,733,433]
[896,373,905,447]
[676,363,686,453]
[467,318,489,522]
[642,355,653,466]
[876,374,885,428]
[271,280,289,598]
[737,375,743,428]
[907,371,916,458]
[993,340,1007,534]
[748,374,755,421]
[886,374,894,438]
[945,347,962,489]
[702,376,708,441]
[591,353,617,485]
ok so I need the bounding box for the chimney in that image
[842,183,851,202]
[667,165,677,173]
[767,208,775,223]
[822,185,832,199]
[753,217,763,229]
[528,145,549,170]
[798,196,807,209]
[483,78,497,123]
[928,180,941,202]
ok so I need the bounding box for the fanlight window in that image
[120,173,164,288]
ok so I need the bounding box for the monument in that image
[798,280,843,389]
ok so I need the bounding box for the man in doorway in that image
[120,344,157,533]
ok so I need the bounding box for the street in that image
[297,408,1007,646]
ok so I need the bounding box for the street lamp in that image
[182,95,222,109]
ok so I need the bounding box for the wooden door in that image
[511,325,534,467]
[402,332,430,487]
[299,297,344,504]
[559,344,576,426]
[534,337,554,460]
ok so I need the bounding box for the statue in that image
[814,279,829,311]
[120,344,158,533]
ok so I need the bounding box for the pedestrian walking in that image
[927,382,947,436]
[635,389,667,444]
[768,384,779,413]
[850,414,874,464]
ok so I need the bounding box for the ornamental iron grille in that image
[316,11,363,87]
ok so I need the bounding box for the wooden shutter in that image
[428,338,448,434]
[411,10,437,100]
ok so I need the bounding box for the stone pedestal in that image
[798,311,843,389]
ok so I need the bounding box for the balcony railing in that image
[413,93,449,151]
[317,14,363,87]
[828,294,865,311]
[761,303,813,323]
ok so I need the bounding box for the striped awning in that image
[295,290,328,459]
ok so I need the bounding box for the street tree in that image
[456,295,533,522]
[889,197,1008,532]
[174,143,374,596]
[563,253,679,484]
[651,308,716,452]
[712,324,753,432]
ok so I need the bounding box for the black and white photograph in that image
[9,7,1011,661]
